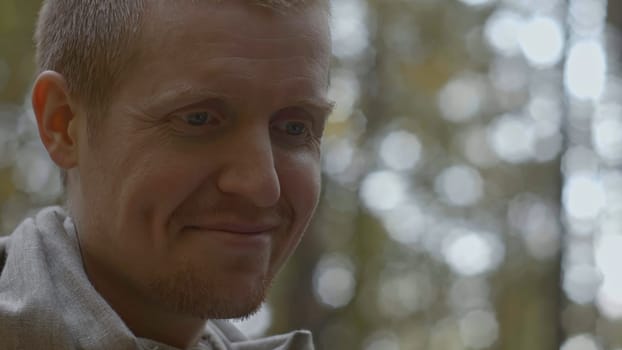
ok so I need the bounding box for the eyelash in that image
[272,120,311,136]
[271,119,323,149]
[181,111,220,126]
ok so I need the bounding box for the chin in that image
[148,266,271,320]
[193,285,268,320]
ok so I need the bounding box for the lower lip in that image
[183,227,271,248]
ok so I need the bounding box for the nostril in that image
[216,164,281,207]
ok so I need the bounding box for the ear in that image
[32,71,81,169]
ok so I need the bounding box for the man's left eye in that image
[284,122,308,136]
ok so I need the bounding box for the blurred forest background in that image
[1,0,622,349]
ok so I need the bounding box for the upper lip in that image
[187,222,279,234]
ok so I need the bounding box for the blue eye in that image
[284,122,308,136]
[184,112,212,126]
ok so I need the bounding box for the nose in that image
[215,128,281,208]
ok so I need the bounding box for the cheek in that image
[268,153,321,272]
[279,152,322,223]
[278,154,321,250]
[91,142,208,243]
[118,151,209,226]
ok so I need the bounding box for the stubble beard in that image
[147,262,272,320]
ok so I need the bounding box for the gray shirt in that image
[0,207,314,350]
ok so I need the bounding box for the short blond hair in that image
[34,0,326,125]
[35,0,144,122]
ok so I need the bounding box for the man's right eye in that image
[183,112,213,126]
[169,110,223,136]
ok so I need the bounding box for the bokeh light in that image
[438,73,486,123]
[563,174,606,223]
[379,130,422,171]
[363,330,401,350]
[487,113,536,163]
[435,164,484,206]
[564,40,607,100]
[592,103,622,164]
[484,9,522,56]
[560,334,600,350]
[330,0,369,60]
[313,253,357,309]
[360,170,409,212]
[381,202,426,246]
[457,0,497,7]
[518,16,565,68]
[568,0,607,35]
[442,229,504,276]
[563,264,601,304]
[323,137,356,176]
[595,234,622,319]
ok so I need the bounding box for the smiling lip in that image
[187,223,278,235]
[184,223,274,249]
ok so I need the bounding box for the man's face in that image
[70,0,331,319]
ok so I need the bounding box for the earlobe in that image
[32,71,80,169]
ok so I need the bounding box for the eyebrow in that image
[140,84,336,118]
[295,97,336,118]
[138,85,233,114]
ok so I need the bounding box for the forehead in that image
[119,0,331,108]
[140,0,330,58]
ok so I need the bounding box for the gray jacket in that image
[0,207,313,350]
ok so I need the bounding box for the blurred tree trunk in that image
[608,1,622,32]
